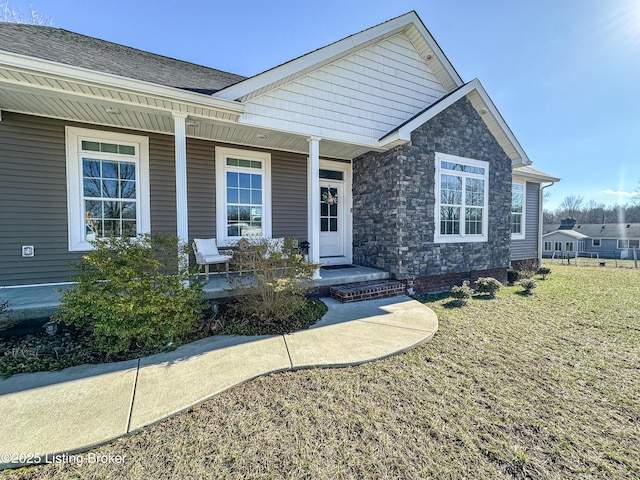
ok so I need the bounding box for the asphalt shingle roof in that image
[544,223,640,238]
[0,23,246,94]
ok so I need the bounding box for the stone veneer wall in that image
[353,97,512,293]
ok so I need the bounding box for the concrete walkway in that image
[0,296,438,470]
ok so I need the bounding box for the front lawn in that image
[5,265,639,479]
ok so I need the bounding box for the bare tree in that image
[0,2,53,25]
[556,194,584,220]
[582,200,606,224]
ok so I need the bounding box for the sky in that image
[6,0,640,211]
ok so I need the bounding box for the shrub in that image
[227,237,318,330]
[520,278,538,294]
[507,268,521,284]
[518,257,539,279]
[450,281,473,305]
[54,233,207,356]
[475,277,502,297]
[537,267,551,280]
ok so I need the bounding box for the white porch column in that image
[308,136,321,279]
[173,113,189,265]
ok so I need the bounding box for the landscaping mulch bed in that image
[0,298,327,379]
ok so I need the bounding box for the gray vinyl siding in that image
[510,182,540,261]
[149,134,178,236]
[272,151,308,241]
[0,112,310,286]
[0,113,81,285]
[187,139,216,239]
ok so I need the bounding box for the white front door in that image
[319,180,344,259]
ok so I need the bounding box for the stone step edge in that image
[330,280,406,303]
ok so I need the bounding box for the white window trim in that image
[592,239,601,247]
[544,241,552,251]
[65,126,150,251]
[434,152,489,243]
[554,241,562,252]
[511,182,526,240]
[215,146,272,247]
[617,239,640,249]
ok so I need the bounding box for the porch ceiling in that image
[0,60,378,161]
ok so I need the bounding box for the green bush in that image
[520,278,538,294]
[54,233,207,356]
[450,281,473,305]
[537,267,551,280]
[475,277,502,297]
[227,237,317,329]
[507,268,521,284]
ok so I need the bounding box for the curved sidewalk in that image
[0,296,438,469]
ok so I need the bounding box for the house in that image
[544,219,640,259]
[0,11,558,295]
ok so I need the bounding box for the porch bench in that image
[193,238,232,280]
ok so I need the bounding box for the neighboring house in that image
[544,219,640,259]
[0,11,558,293]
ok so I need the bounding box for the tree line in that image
[544,194,640,225]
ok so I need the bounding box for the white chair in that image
[193,238,232,280]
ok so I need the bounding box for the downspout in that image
[539,182,556,266]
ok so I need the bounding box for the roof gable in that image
[223,29,452,149]
[213,11,462,102]
[380,79,532,166]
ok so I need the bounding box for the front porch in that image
[0,266,389,325]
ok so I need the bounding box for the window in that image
[216,147,271,246]
[435,153,489,243]
[554,241,562,251]
[544,241,552,251]
[592,239,601,247]
[565,242,574,252]
[617,239,640,249]
[511,183,525,238]
[65,127,150,251]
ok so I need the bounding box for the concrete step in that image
[330,279,406,303]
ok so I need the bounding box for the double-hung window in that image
[435,152,489,243]
[65,127,150,251]
[511,183,525,239]
[216,147,271,246]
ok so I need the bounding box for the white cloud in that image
[602,189,640,197]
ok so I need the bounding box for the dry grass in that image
[5,266,639,479]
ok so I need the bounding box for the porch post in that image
[308,136,321,279]
[173,113,189,267]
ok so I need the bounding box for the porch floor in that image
[1,265,389,324]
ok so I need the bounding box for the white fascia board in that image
[409,13,463,87]
[379,79,532,166]
[467,79,532,166]
[378,83,474,146]
[512,170,560,184]
[213,11,463,102]
[0,51,245,118]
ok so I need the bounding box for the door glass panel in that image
[320,186,339,233]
